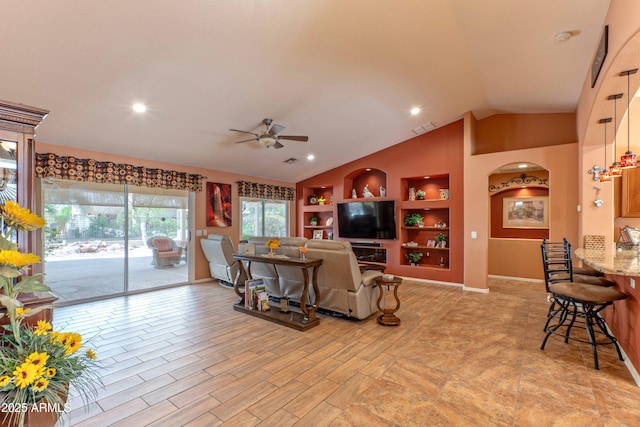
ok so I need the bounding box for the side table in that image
[375,276,402,326]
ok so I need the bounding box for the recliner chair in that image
[200,234,245,286]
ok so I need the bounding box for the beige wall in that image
[577,0,640,248]
[36,142,296,281]
[488,239,542,280]
[464,112,579,290]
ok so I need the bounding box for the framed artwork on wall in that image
[313,230,324,240]
[503,196,549,229]
[206,182,232,227]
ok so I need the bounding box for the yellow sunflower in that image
[32,377,49,392]
[64,333,82,355]
[34,320,52,336]
[45,367,56,378]
[0,375,10,387]
[0,201,45,231]
[13,362,37,389]
[15,307,31,318]
[0,250,41,268]
[86,349,97,360]
[26,351,49,369]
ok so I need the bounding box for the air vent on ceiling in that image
[283,158,298,164]
[412,122,436,135]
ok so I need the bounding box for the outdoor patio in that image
[44,245,189,304]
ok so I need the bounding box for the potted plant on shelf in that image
[415,189,426,200]
[317,196,326,205]
[405,252,423,266]
[0,201,100,427]
[309,216,318,226]
[435,233,447,248]
[404,213,423,227]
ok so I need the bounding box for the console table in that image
[232,254,323,331]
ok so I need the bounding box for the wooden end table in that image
[375,276,402,326]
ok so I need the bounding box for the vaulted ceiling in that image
[2,0,610,182]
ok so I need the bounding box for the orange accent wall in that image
[475,113,577,155]
[297,120,464,284]
[36,142,296,282]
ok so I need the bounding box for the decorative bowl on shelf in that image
[404,241,418,247]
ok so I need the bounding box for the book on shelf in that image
[244,279,265,309]
[256,291,270,311]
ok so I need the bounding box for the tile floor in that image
[53,277,640,426]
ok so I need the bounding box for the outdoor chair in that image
[147,236,183,268]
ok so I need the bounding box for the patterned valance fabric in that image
[35,153,206,192]
[237,180,295,201]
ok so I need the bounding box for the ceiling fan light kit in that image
[230,118,309,149]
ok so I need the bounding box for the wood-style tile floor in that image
[53,277,640,426]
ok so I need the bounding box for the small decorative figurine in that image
[380,185,386,197]
[588,165,602,181]
[352,188,357,198]
[363,185,374,198]
[409,187,416,201]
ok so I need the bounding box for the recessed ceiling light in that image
[132,103,147,113]
[423,176,430,179]
[518,164,528,169]
[307,154,315,161]
[410,107,421,115]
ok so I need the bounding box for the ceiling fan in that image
[230,118,309,149]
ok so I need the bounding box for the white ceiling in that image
[1,0,610,182]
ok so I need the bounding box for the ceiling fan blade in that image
[278,135,308,142]
[229,129,259,136]
[234,137,259,144]
[269,124,285,136]
[273,141,284,149]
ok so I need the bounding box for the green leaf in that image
[0,266,22,278]
[0,238,17,251]
[13,274,50,293]
[0,294,21,313]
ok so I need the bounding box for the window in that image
[240,197,288,239]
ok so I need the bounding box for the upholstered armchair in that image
[147,236,183,268]
[200,234,245,286]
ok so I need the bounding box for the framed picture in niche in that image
[313,230,323,240]
[503,196,549,229]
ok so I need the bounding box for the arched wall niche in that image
[343,168,387,199]
[486,162,552,280]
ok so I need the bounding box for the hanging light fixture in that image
[620,68,638,168]
[599,117,612,182]
[608,93,623,177]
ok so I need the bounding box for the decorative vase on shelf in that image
[408,187,416,201]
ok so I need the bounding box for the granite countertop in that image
[575,247,640,276]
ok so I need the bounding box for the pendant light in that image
[620,68,638,168]
[608,93,623,177]
[599,117,612,182]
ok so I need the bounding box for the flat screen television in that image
[337,200,396,240]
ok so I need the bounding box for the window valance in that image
[237,180,295,201]
[35,153,206,192]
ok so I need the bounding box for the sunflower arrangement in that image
[265,238,280,255]
[0,201,99,427]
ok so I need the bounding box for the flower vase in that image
[268,250,275,258]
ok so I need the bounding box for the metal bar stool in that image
[540,240,627,369]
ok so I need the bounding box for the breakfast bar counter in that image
[575,247,640,382]
[575,247,640,276]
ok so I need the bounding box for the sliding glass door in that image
[42,179,189,303]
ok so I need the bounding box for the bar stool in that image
[540,240,627,369]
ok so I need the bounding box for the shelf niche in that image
[344,168,387,199]
[402,174,449,201]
